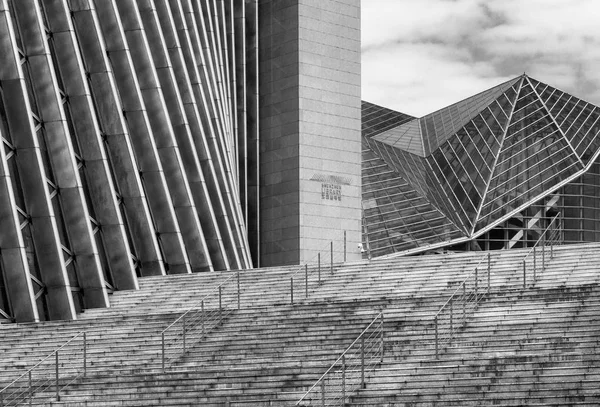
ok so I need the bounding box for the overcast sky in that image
[361,0,600,117]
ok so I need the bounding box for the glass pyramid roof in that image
[362,75,600,256]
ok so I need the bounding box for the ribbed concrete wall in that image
[0,0,258,322]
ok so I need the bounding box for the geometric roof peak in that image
[371,119,425,156]
[419,76,521,154]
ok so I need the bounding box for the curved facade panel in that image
[0,0,364,322]
[362,75,600,258]
[0,0,259,321]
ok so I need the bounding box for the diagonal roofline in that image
[526,76,585,169]
[470,76,525,235]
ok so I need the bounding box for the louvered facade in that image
[363,75,600,258]
[0,0,260,322]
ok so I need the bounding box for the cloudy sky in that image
[361,0,600,117]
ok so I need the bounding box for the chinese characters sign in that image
[321,183,341,201]
[310,173,352,203]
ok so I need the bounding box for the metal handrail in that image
[433,255,490,358]
[160,272,240,371]
[432,214,562,358]
[296,312,384,406]
[0,230,353,403]
[521,213,561,287]
[288,232,348,305]
[0,332,87,406]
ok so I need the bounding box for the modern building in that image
[3,0,600,325]
[362,74,600,258]
[0,0,362,322]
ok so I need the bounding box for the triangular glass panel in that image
[426,83,519,230]
[530,76,600,165]
[362,101,415,139]
[362,145,464,257]
[372,119,425,156]
[476,79,583,231]
[420,77,521,154]
[366,136,468,233]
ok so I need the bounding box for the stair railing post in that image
[434,316,439,358]
[201,300,205,338]
[343,230,347,262]
[533,246,537,281]
[218,286,222,311]
[183,315,186,354]
[450,299,453,334]
[330,241,333,275]
[341,355,346,401]
[290,277,294,305]
[237,272,241,310]
[28,370,32,406]
[380,312,385,362]
[487,253,491,293]
[360,335,365,388]
[523,260,526,288]
[305,264,308,298]
[320,380,325,406]
[542,234,546,270]
[475,267,478,302]
[83,332,87,378]
[55,350,60,401]
[318,253,321,283]
[161,332,165,372]
[462,283,466,323]
[0,389,4,407]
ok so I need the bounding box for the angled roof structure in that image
[362,75,600,257]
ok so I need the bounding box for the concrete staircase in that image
[349,243,600,406]
[0,242,598,405]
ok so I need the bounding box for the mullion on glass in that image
[463,120,490,165]
[387,196,428,243]
[424,162,466,230]
[549,94,572,118]
[537,86,555,103]
[378,189,417,245]
[507,117,554,142]
[510,97,546,124]
[533,82,548,94]
[565,104,594,141]
[485,159,578,223]
[473,115,502,177]
[483,104,508,146]
[561,101,589,138]
[366,180,405,195]
[508,105,546,129]
[498,118,562,158]
[495,129,561,170]
[470,119,495,165]
[365,202,431,224]
[485,150,579,218]
[429,151,474,226]
[481,135,565,215]
[515,84,535,101]
[555,99,582,128]
[541,89,562,112]
[575,113,600,158]
[453,130,485,200]
[493,133,566,185]
[491,99,510,122]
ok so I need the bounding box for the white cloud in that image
[362,0,600,116]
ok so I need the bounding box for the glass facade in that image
[362,75,600,258]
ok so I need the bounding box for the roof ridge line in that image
[470,77,524,236]
[526,76,585,169]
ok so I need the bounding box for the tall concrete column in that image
[259,0,361,266]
